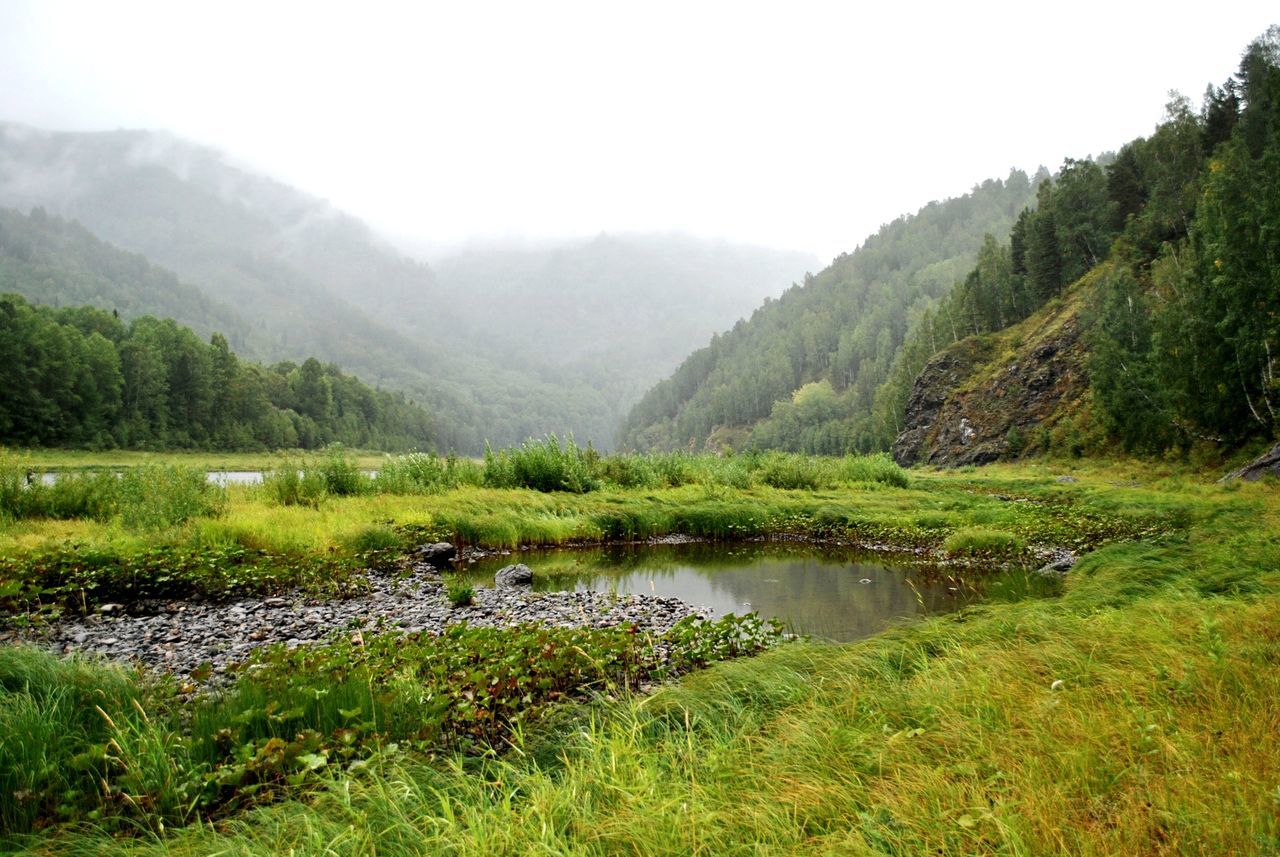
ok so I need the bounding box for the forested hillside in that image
[620,172,1040,452]
[0,293,434,450]
[1084,29,1280,453]
[0,127,807,451]
[629,28,1280,464]
[0,207,250,347]
[887,26,1280,465]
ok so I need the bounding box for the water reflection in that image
[464,544,1054,643]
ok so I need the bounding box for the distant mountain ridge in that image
[0,123,811,451]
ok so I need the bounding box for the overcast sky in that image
[0,1,1275,262]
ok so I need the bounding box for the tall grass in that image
[483,435,600,493]
[0,452,224,529]
[375,451,483,494]
[11,474,1280,855]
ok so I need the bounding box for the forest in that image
[0,133,807,452]
[623,28,1280,461]
[0,293,435,450]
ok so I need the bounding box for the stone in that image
[416,542,457,567]
[494,563,534,588]
[1035,548,1076,576]
[1055,475,1077,484]
[1221,441,1280,482]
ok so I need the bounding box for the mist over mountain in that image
[0,122,811,451]
[430,234,817,425]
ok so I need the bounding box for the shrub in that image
[263,456,327,507]
[315,446,370,496]
[754,453,824,490]
[445,579,474,607]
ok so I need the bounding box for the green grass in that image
[0,455,1169,613]
[3,455,1272,853]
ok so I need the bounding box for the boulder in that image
[416,542,456,567]
[1034,548,1077,576]
[494,563,533,588]
[1221,442,1280,482]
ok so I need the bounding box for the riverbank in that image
[0,459,1162,617]
[10,563,710,680]
[3,456,1271,852]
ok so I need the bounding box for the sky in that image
[0,1,1275,262]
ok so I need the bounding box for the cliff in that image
[892,277,1092,467]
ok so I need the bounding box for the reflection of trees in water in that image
[465,544,985,643]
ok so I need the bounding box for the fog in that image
[0,1,1273,261]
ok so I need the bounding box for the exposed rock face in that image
[893,300,1089,468]
[1222,442,1280,481]
[495,563,534,588]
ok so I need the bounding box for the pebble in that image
[16,569,711,681]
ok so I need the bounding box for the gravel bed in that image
[8,564,710,679]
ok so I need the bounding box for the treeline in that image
[671,27,1280,461]
[620,172,1038,452]
[870,157,1118,444]
[0,294,436,451]
[1088,28,1280,452]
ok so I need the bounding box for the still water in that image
[462,543,1055,643]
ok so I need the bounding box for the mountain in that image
[620,173,1040,452]
[0,124,810,451]
[430,234,817,425]
[629,28,1280,466]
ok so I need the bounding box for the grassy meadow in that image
[0,444,1276,853]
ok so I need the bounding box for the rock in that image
[416,542,457,567]
[1221,441,1280,482]
[892,305,1089,468]
[494,563,534,588]
[98,603,125,614]
[1035,548,1076,576]
[21,565,709,683]
[1055,475,1077,484]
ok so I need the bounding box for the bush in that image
[315,446,370,496]
[754,453,825,490]
[263,456,327,507]
[445,579,474,607]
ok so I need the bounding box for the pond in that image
[460,543,1057,643]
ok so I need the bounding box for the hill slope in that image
[0,124,809,451]
[620,172,1040,452]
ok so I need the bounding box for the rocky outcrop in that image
[893,295,1089,468]
[1222,442,1280,481]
